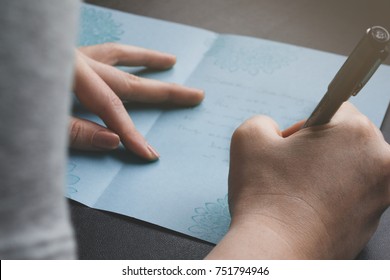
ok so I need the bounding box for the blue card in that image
[67,4,390,244]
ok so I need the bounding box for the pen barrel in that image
[328,26,390,98]
[302,89,341,127]
[303,26,390,128]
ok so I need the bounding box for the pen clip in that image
[351,44,389,96]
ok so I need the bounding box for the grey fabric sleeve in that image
[0,0,80,259]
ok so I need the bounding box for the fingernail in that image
[92,131,120,150]
[147,143,160,160]
[197,89,205,100]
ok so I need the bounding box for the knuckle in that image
[168,82,179,88]
[165,82,180,101]
[232,117,260,143]
[121,73,141,99]
[101,42,119,52]
[346,114,377,140]
[69,119,83,146]
[98,93,124,115]
[110,94,124,110]
[126,73,141,82]
[378,145,390,176]
[357,114,374,131]
[231,126,246,144]
[347,115,390,179]
[100,42,120,64]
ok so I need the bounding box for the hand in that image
[70,43,204,160]
[207,103,390,259]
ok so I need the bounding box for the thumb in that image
[69,117,120,151]
[282,119,306,138]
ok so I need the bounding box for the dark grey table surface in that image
[69,0,390,259]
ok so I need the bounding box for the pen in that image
[303,26,390,128]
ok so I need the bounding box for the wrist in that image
[206,214,307,259]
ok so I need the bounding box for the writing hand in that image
[207,102,390,259]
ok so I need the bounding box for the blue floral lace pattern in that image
[206,37,296,75]
[188,194,231,244]
[78,6,124,46]
[66,162,80,197]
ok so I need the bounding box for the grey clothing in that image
[0,0,79,258]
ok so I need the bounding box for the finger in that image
[79,43,176,69]
[233,115,283,145]
[69,117,120,151]
[250,115,283,139]
[282,119,306,138]
[74,52,160,160]
[81,53,205,106]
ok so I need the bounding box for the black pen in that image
[303,26,390,128]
